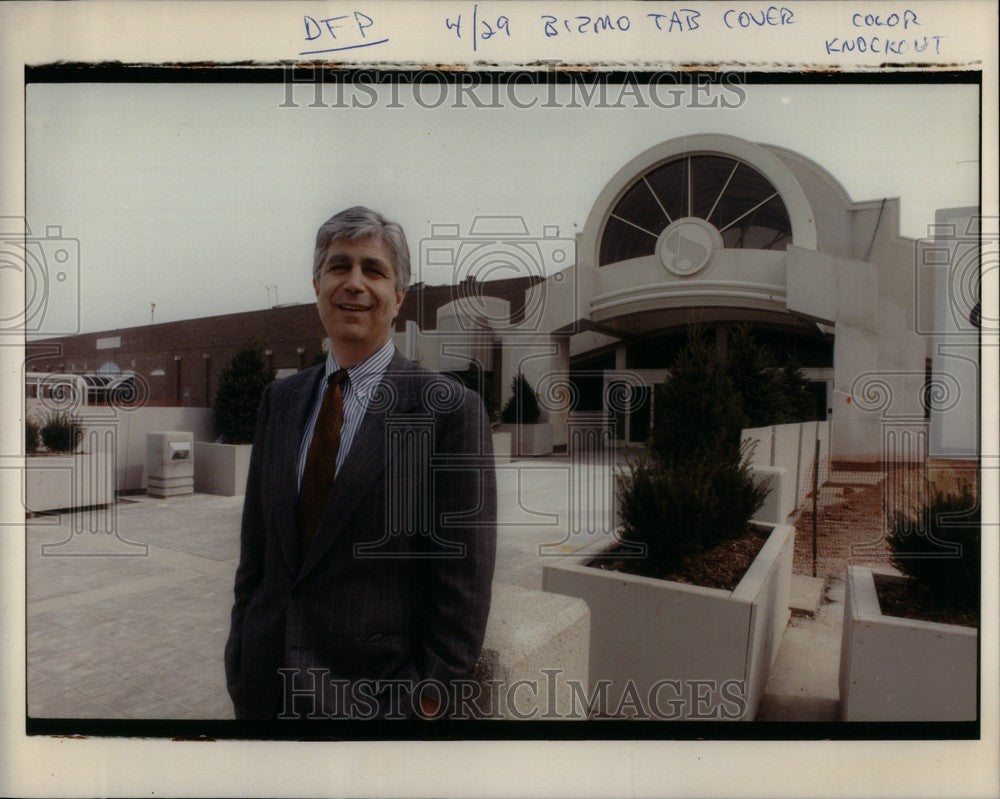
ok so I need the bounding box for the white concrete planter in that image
[491,431,513,464]
[497,423,553,457]
[25,453,115,512]
[839,565,977,721]
[193,442,252,496]
[751,465,795,524]
[542,522,795,720]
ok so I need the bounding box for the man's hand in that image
[419,690,440,719]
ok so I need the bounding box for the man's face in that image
[313,236,406,366]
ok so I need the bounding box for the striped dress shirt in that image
[295,339,395,491]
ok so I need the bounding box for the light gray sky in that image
[26,80,978,336]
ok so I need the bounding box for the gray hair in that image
[312,206,411,291]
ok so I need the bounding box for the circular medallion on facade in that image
[655,217,723,277]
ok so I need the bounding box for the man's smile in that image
[313,234,406,366]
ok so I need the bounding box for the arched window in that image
[599,154,792,266]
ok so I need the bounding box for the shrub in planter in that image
[886,481,980,616]
[650,329,743,464]
[619,327,767,580]
[775,359,817,423]
[618,445,766,578]
[213,340,275,444]
[501,372,541,425]
[25,415,41,454]
[40,411,82,453]
[726,325,816,428]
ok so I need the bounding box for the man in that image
[224,206,496,720]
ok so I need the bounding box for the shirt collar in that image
[324,339,395,399]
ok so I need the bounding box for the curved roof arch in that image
[580,134,819,268]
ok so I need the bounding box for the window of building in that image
[599,154,793,266]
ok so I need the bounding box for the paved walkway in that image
[27,494,242,719]
[26,456,618,720]
[25,455,895,721]
[756,577,844,721]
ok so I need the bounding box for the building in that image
[32,133,975,463]
[411,133,965,462]
[28,276,541,411]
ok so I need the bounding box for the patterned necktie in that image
[297,369,348,559]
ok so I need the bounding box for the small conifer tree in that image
[726,326,783,430]
[649,329,743,465]
[618,326,767,579]
[445,363,498,423]
[213,340,275,444]
[501,372,541,425]
[726,326,816,428]
[775,359,817,423]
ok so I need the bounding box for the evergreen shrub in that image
[501,372,541,425]
[888,481,980,613]
[213,340,275,444]
[726,325,816,428]
[617,326,767,579]
[40,412,82,453]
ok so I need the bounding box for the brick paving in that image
[26,495,242,720]
[792,462,930,578]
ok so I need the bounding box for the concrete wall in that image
[732,521,795,715]
[542,523,794,720]
[840,566,977,721]
[494,423,553,458]
[928,207,980,460]
[491,431,512,463]
[751,466,793,524]
[786,227,932,462]
[35,406,215,493]
[194,442,252,496]
[743,420,830,509]
[24,453,115,513]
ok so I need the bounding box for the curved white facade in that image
[410,133,957,461]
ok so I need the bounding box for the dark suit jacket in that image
[224,349,497,720]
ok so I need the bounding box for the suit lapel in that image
[296,351,419,580]
[275,365,326,573]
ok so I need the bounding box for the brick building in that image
[28,133,976,462]
[29,276,539,408]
